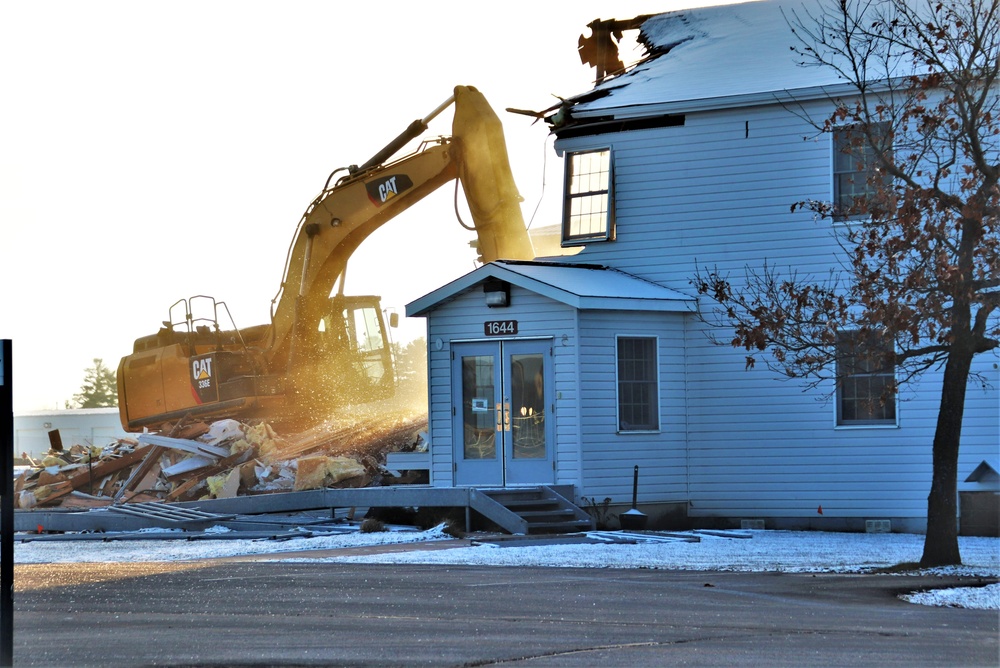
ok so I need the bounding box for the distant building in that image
[14,408,128,460]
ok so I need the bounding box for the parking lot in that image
[13,560,999,666]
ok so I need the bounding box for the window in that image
[833,123,891,219]
[563,149,614,244]
[617,336,659,431]
[836,331,897,426]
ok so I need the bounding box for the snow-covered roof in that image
[566,0,878,118]
[406,260,696,316]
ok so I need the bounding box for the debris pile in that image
[14,410,428,510]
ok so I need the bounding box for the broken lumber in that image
[138,433,230,459]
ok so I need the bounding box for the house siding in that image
[576,311,688,504]
[553,100,1000,526]
[410,68,998,531]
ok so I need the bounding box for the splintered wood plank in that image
[59,492,114,509]
[114,445,167,501]
[64,445,152,493]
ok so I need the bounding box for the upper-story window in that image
[835,330,897,426]
[833,123,892,219]
[563,149,614,244]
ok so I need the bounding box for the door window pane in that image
[510,353,545,459]
[461,355,496,459]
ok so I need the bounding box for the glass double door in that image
[452,340,553,486]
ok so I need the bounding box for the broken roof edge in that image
[406,260,696,317]
[551,0,935,129]
[553,82,862,129]
[561,78,916,123]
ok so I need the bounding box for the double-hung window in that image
[833,123,892,219]
[563,149,614,244]
[836,330,897,426]
[616,336,659,431]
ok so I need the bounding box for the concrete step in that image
[480,487,594,535]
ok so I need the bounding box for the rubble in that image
[13,410,428,511]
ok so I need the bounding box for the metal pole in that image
[631,465,639,510]
[1,340,14,666]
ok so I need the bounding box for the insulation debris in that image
[13,410,428,512]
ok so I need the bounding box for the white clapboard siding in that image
[551,97,999,521]
[573,310,689,503]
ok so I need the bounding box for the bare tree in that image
[695,0,999,567]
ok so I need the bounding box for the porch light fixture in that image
[483,278,510,308]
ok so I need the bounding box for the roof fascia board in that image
[578,296,695,312]
[406,265,508,316]
[407,264,584,316]
[407,264,696,316]
[566,82,867,120]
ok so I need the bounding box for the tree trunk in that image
[920,349,973,567]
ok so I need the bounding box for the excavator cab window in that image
[316,296,395,399]
[343,301,388,384]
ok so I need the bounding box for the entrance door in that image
[452,340,553,486]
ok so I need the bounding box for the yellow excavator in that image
[117,85,534,432]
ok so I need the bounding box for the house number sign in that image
[484,320,518,336]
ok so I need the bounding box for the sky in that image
[0,0,737,412]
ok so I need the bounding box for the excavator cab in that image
[310,295,396,402]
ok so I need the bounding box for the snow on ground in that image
[15,527,999,610]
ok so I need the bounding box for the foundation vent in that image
[865,519,891,533]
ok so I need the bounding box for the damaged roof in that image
[563,0,873,119]
[406,260,696,316]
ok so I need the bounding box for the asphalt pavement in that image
[12,558,999,667]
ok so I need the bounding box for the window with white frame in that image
[617,336,659,431]
[563,149,614,244]
[833,123,892,219]
[836,330,897,426]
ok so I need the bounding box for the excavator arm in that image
[267,85,533,372]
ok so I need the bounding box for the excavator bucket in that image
[452,85,534,263]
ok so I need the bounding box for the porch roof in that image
[406,260,696,316]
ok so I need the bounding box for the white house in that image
[407,0,999,534]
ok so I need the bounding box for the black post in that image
[1,340,13,666]
[631,465,639,510]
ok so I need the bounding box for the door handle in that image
[496,403,503,432]
[504,402,511,432]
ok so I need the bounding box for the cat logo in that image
[365,174,414,206]
[192,357,212,381]
[190,354,219,404]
